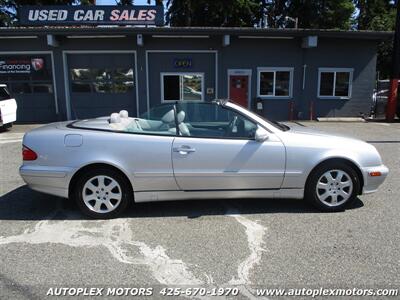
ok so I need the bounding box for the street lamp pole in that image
[386,0,400,121]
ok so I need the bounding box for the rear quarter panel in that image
[22,123,178,192]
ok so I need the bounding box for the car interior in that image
[105,103,258,139]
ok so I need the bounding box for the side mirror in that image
[255,126,269,142]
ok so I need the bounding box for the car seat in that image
[109,113,125,131]
[119,110,143,132]
[177,111,190,136]
[167,110,190,136]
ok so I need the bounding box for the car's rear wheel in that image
[305,162,360,212]
[73,168,131,218]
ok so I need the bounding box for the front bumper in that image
[361,165,389,194]
[19,165,75,198]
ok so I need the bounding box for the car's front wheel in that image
[305,162,360,212]
[73,168,132,218]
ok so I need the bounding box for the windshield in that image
[225,102,290,132]
[0,86,11,100]
[71,102,289,135]
[139,104,175,120]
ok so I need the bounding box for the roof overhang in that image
[0,26,394,41]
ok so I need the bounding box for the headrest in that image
[161,109,175,124]
[179,123,190,136]
[177,110,185,123]
[110,113,121,124]
[119,110,129,118]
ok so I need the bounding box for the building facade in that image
[0,27,392,122]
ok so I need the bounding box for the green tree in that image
[79,0,95,4]
[166,0,261,27]
[166,0,355,28]
[0,0,83,27]
[355,0,397,79]
[147,0,163,5]
[0,1,14,26]
[118,0,134,5]
[286,0,355,29]
[356,0,396,31]
[260,0,289,28]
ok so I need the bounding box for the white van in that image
[0,84,17,129]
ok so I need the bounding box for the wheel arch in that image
[68,162,134,199]
[306,157,364,195]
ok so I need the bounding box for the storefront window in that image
[163,75,180,100]
[70,68,134,93]
[259,72,274,96]
[0,55,54,95]
[318,68,353,98]
[32,82,53,93]
[258,68,293,98]
[162,73,203,101]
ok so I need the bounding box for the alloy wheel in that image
[82,175,122,213]
[315,169,353,207]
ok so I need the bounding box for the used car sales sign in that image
[18,6,164,26]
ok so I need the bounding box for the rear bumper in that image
[19,165,75,198]
[361,165,389,194]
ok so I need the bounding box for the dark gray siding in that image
[66,53,136,119]
[0,33,379,122]
[147,51,216,109]
[218,37,303,120]
[301,38,377,118]
[139,37,220,114]
[0,38,57,122]
[217,36,377,120]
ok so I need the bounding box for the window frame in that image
[317,68,354,99]
[160,72,205,102]
[257,67,294,99]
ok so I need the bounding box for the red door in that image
[229,75,249,108]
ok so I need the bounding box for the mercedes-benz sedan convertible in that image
[20,100,388,218]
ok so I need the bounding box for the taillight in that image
[22,145,37,161]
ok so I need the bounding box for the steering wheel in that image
[225,115,238,136]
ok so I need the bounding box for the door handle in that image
[173,145,196,154]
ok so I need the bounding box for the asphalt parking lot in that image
[0,121,399,299]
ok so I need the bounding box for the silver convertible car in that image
[20,100,388,218]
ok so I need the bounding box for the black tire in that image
[73,167,132,219]
[305,162,360,212]
[0,123,12,131]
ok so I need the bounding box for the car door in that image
[123,103,179,192]
[171,102,285,191]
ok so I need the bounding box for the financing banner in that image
[0,57,45,76]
